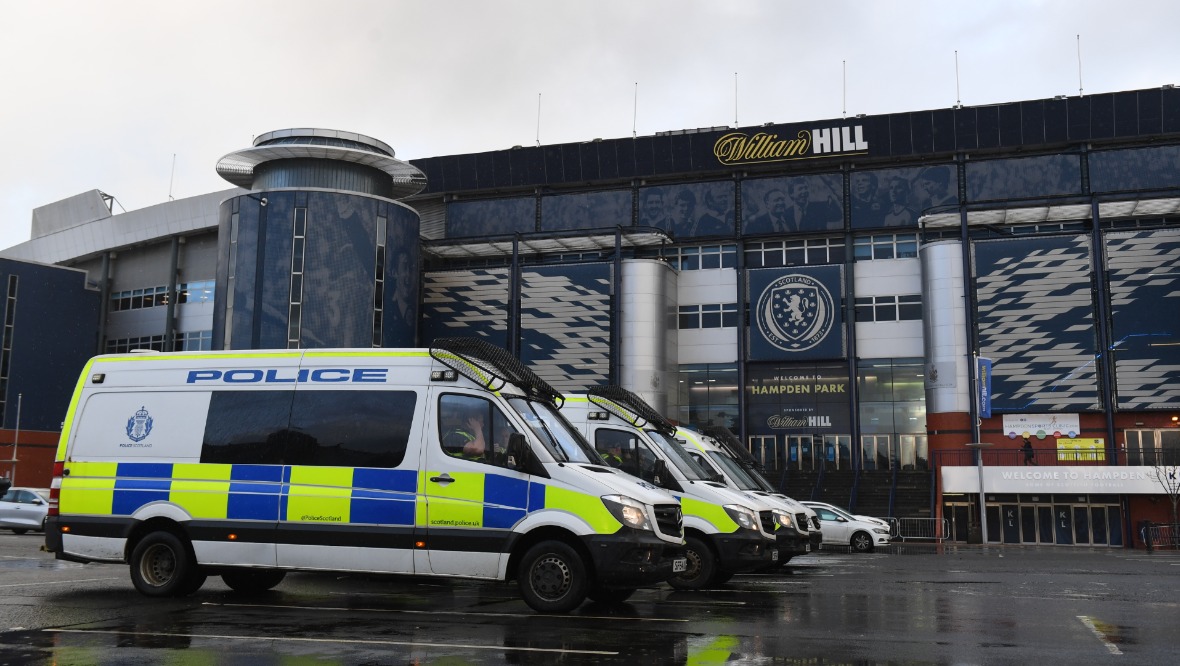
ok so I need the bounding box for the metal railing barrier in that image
[889,517,950,542]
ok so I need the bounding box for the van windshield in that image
[646,431,713,481]
[707,451,763,491]
[507,398,599,464]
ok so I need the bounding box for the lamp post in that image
[965,441,993,543]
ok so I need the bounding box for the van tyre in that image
[518,541,588,613]
[850,531,874,553]
[586,586,636,604]
[222,569,287,594]
[668,536,715,590]
[130,532,199,597]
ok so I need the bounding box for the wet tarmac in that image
[1,532,1178,665]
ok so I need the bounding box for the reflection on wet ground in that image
[2,539,1179,665]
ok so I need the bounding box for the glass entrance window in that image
[749,435,780,470]
[861,435,892,470]
[823,435,851,470]
[786,435,815,470]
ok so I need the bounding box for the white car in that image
[803,501,890,528]
[0,487,50,534]
[801,501,892,553]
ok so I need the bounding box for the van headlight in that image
[602,495,652,531]
[773,510,793,529]
[723,505,758,530]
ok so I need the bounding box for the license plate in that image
[805,543,811,553]
[672,557,688,573]
[771,549,779,561]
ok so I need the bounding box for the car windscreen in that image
[506,397,599,464]
[646,430,713,481]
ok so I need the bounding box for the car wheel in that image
[518,540,589,613]
[668,536,716,590]
[850,531,874,553]
[129,531,199,597]
[586,586,636,604]
[222,570,286,594]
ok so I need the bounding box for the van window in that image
[201,389,416,468]
[287,390,416,468]
[594,429,641,476]
[438,394,521,470]
[202,391,292,464]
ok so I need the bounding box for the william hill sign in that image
[713,125,869,166]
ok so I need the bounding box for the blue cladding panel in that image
[1106,230,1180,410]
[519,263,612,392]
[420,268,510,348]
[974,236,1099,411]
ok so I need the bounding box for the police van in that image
[44,338,686,612]
[562,387,779,589]
[675,426,822,561]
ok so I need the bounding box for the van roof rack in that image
[429,337,563,406]
[587,386,677,436]
[700,425,762,469]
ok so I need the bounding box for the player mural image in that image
[748,265,845,361]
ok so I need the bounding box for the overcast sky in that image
[3,0,1178,252]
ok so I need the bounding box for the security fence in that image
[1143,523,1180,550]
[889,517,950,542]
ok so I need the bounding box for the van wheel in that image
[586,586,636,604]
[850,531,874,553]
[130,532,198,597]
[668,536,715,590]
[222,570,287,594]
[518,541,588,613]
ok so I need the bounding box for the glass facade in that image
[675,364,739,431]
[857,358,927,471]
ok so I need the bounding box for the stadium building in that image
[3,87,1179,547]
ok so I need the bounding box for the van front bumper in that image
[712,530,777,573]
[774,529,813,557]
[582,532,685,587]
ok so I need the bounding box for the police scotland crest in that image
[756,273,835,352]
[126,406,154,443]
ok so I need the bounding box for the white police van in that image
[563,386,780,589]
[45,338,685,612]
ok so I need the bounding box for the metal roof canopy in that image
[919,195,1180,229]
[422,227,672,260]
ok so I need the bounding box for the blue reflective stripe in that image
[351,497,415,525]
[528,482,546,513]
[232,465,284,482]
[114,478,172,491]
[113,489,169,515]
[484,506,526,529]
[116,462,173,479]
[229,491,281,520]
[353,468,417,493]
[485,475,528,510]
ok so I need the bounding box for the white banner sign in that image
[1002,413,1081,438]
[943,466,1164,494]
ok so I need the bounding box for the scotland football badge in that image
[755,273,835,352]
[126,406,154,442]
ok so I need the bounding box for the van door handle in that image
[430,473,455,484]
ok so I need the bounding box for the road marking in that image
[46,629,618,655]
[0,577,120,589]
[204,602,689,622]
[1077,615,1123,655]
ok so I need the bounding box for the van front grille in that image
[759,510,776,534]
[796,513,809,531]
[653,503,683,539]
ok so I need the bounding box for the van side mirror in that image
[652,459,668,487]
[505,434,545,477]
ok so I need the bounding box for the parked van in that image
[674,426,822,562]
[44,338,686,612]
[562,387,779,589]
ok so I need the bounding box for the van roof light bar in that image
[429,337,564,407]
[587,386,677,436]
